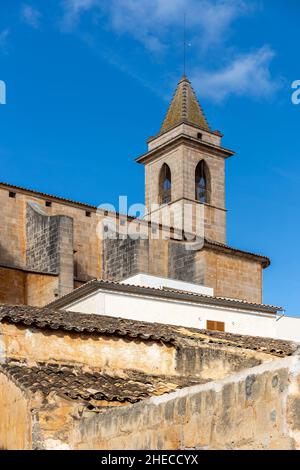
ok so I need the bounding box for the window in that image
[9,191,16,198]
[206,320,225,332]
[159,163,171,205]
[197,132,203,140]
[85,211,91,217]
[195,160,210,204]
[45,201,52,207]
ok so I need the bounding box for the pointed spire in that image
[160,75,210,133]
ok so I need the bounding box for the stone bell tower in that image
[136,75,234,243]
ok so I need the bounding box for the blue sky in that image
[0,1,299,315]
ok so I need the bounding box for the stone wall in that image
[168,241,200,283]
[0,322,268,380]
[0,322,176,377]
[0,267,26,305]
[0,373,32,450]
[201,249,263,304]
[144,139,227,243]
[26,273,59,307]
[0,266,58,306]
[0,185,102,282]
[0,184,265,306]
[26,202,74,297]
[44,356,300,450]
[102,237,149,281]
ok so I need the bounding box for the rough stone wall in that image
[0,187,26,268]
[0,267,58,307]
[201,250,263,304]
[26,203,74,297]
[26,273,59,307]
[0,267,26,305]
[0,185,102,282]
[46,356,300,450]
[102,237,149,281]
[0,373,32,450]
[0,323,176,377]
[168,241,200,283]
[0,323,268,380]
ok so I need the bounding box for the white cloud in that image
[107,0,250,51]
[21,4,42,29]
[61,0,251,50]
[59,1,280,103]
[0,29,9,52]
[61,0,100,31]
[192,46,280,102]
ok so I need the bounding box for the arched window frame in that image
[159,163,172,205]
[195,160,211,204]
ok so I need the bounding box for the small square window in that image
[85,211,91,217]
[45,201,52,207]
[9,191,16,198]
[197,132,203,140]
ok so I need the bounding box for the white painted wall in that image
[121,273,214,296]
[64,287,300,342]
[274,315,300,342]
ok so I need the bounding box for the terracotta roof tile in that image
[0,304,297,357]
[0,362,201,404]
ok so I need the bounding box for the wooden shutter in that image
[206,320,225,332]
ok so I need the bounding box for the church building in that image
[0,75,270,309]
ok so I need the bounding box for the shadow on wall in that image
[0,243,20,268]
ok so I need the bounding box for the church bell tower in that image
[136,75,234,244]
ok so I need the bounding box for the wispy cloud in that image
[58,0,280,103]
[61,0,251,50]
[21,4,42,29]
[192,46,281,102]
[61,0,100,31]
[0,29,9,53]
[108,0,252,51]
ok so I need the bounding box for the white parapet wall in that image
[64,288,299,343]
[58,274,300,343]
[121,273,214,296]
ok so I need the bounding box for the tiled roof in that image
[160,75,210,133]
[0,304,296,357]
[46,277,281,314]
[0,362,201,404]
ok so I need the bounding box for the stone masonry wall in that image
[168,241,202,284]
[0,266,58,306]
[0,322,268,381]
[0,373,32,450]
[201,249,263,304]
[45,356,300,450]
[102,237,149,281]
[144,140,227,243]
[0,185,102,283]
[26,202,74,297]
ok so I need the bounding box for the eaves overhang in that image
[135,134,235,165]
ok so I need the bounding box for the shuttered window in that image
[206,320,225,332]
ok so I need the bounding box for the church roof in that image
[160,75,210,133]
